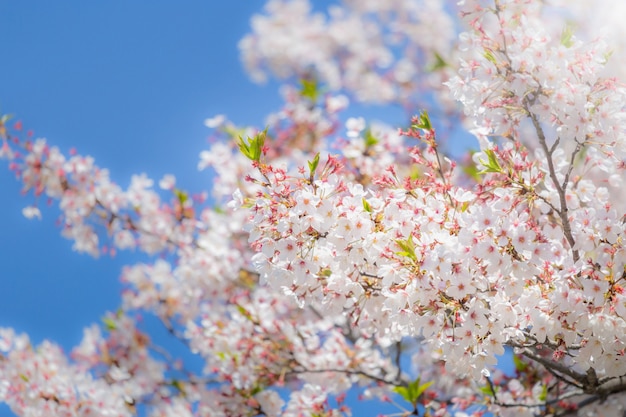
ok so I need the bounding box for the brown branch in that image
[555,377,626,416]
[515,346,586,384]
[287,366,403,387]
[523,97,580,263]
[493,387,583,410]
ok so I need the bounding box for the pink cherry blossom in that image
[3,0,626,416]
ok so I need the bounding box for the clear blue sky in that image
[0,0,282,348]
[0,2,400,416]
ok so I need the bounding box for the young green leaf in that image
[478,149,503,174]
[250,385,263,397]
[236,304,255,322]
[412,379,433,400]
[171,379,187,397]
[395,235,417,262]
[102,316,117,331]
[174,189,188,204]
[412,110,432,131]
[483,49,497,65]
[237,137,253,160]
[364,128,379,147]
[238,129,267,162]
[428,52,448,72]
[393,386,412,404]
[480,385,494,396]
[463,151,481,181]
[513,354,528,372]
[362,198,372,213]
[0,114,13,138]
[393,377,433,406]
[409,165,421,180]
[224,125,247,140]
[318,268,332,277]
[308,152,321,177]
[560,24,574,48]
[538,384,548,402]
[300,78,320,102]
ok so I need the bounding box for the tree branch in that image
[523,97,580,263]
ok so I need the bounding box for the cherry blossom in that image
[3,0,626,416]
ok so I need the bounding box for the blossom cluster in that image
[239,0,459,109]
[1,124,400,416]
[2,0,626,416]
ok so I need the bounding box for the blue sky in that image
[0,2,402,416]
[0,0,279,347]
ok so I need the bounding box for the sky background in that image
[0,2,405,416]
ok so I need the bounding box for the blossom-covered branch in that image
[3,0,626,416]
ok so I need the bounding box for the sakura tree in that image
[2,0,626,416]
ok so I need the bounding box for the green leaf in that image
[413,380,433,399]
[250,385,263,396]
[300,78,319,102]
[174,189,188,204]
[560,24,574,48]
[478,149,502,174]
[428,52,448,72]
[0,114,13,124]
[463,151,481,181]
[483,49,497,65]
[395,235,417,262]
[393,386,412,403]
[362,198,372,213]
[223,125,246,140]
[308,152,320,177]
[364,128,379,147]
[393,377,433,406]
[171,379,187,397]
[412,110,432,131]
[236,304,255,322]
[463,165,480,181]
[318,268,332,277]
[480,384,495,396]
[238,129,267,162]
[513,354,528,372]
[409,165,421,180]
[237,137,252,160]
[538,383,548,402]
[102,317,117,331]
[19,374,29,382]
